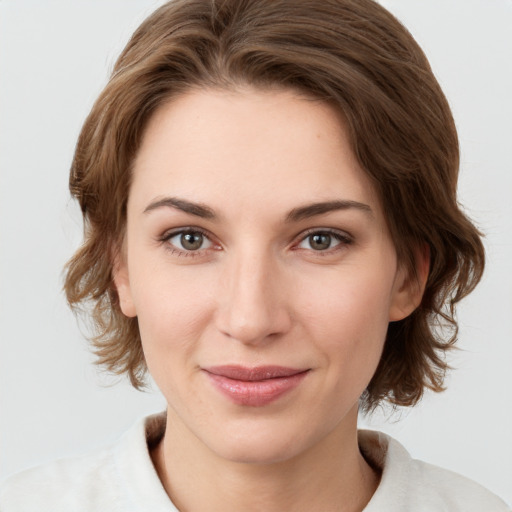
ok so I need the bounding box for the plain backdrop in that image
[1,0,511,505]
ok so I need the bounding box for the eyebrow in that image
[285,200,373,222]
[143,197,216,219]
[143,196,373,222]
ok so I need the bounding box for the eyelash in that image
[158,227,353,257]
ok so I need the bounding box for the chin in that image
[202,418,320,466]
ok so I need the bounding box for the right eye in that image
[161,229,214,255]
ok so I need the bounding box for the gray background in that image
[1,0,511,505]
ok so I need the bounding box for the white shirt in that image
[1,412,509,511]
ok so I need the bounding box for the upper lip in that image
[203,365,308,381]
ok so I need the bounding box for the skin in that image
[114,87,426,511]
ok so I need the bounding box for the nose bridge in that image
[216,243,290,344]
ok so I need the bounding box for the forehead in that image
[130,87,382,222]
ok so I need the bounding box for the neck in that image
[151,406,380,512]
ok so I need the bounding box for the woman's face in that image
[115,88,419,464]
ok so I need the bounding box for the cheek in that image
[298,266,394,375]
[300,264,394,334]
[127,257,217,371]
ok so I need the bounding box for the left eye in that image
[167,231,213,251]
[297,232,347,251]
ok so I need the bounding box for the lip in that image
[203,365,310,407]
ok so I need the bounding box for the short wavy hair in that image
[65,0,484,411]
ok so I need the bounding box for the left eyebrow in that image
[285,200,373,222]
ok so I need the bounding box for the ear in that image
[112,244,137,318]
[389,244,430,322]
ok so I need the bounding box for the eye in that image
[164,229,213,252]
[296,230,351,251]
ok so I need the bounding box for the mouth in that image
[202,365,310,407]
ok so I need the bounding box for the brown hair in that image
[65,0,484,411]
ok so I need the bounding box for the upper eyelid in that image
[295,227,353,241]
[160,226,212,240]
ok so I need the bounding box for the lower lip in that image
[204,371,309,407]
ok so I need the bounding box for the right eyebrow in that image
[143,197,216,219]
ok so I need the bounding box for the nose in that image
[215,249,292,345]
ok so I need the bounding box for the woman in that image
[0,0,509,510]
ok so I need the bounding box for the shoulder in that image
[359,430,510,512]
[0,413,171,512]
[0,445,119,512]
[408,458,509,510]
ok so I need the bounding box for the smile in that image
[203,365,310,407]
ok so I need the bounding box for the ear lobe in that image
[112,248,137,318]
[389,244,430,322]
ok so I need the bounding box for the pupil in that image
[181,232,203,250]
[310,233,331,250]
